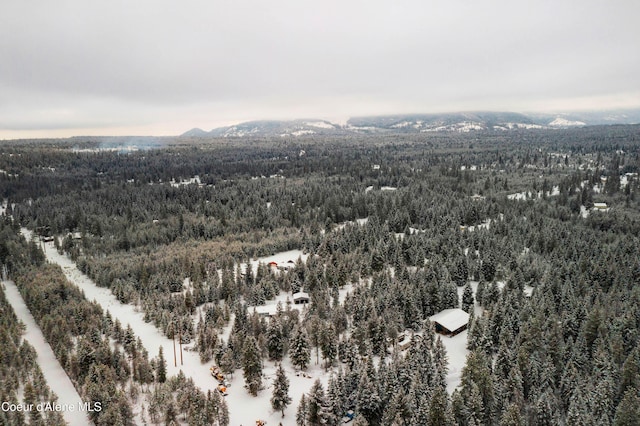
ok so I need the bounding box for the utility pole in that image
[171,324,177,367]
[179,329,184,366]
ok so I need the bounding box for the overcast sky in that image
[1,0,639,138]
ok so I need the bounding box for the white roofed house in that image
[593,202,609,211]
[429,308,470,337]
[292,289,310,305]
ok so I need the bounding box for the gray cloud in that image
[1,0,639,137]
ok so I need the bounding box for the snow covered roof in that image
[293,291,309,300]
[429,309,470,333]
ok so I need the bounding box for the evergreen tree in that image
[271,363,292,417]
[613,388,640,426]
[427,389,452,426]
[290,325,311,370]
[267,318,284,361]
[498,403,523,426]
[320,324,338,370]
[462,282,474,313]
[356,373,382,426]
[219,398,230,426]
[307,379,331,426]
[297,395,308,426]
[156,346,167,383]
[481,252,496,282]
[242,336,262,396]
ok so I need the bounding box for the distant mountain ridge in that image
[182,109,640,137]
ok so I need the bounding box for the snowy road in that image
[2,279,92,426]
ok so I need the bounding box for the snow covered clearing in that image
[508,186,559,200]
[465,219,492,232]
[245,249,308,275]
[2,279,91,426]
[549,117,586,127]
[169,175,202,187]
[248,290,309,318]
[226,358,331,426]
[507,191,530,200]
[304,121,335,129]
[580,205,590,218]
[248,283,353,318]
[391,121,412,128]
[394,227,425,240]
[334,217,369,231]
[291,130,316,137]
[437,329,469,394]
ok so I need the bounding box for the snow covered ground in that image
[334,217,369,232]
[2,279,91,426]
[580,205,590,218]
[438,329,469,394]
[248,283,353,318]
[508,186,560,200]
[22,228,322,425]
[245,250,308,276]
[169,175,202,187]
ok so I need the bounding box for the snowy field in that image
[245,250,308,276]
[2,279,91,426]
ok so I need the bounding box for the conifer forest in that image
[1,125,640,425]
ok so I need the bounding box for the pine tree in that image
[267,317,284,361]
[462,282,474,313]
[307,379,330,426]
[499,403,523,426]
[427,388,450,426]
[433,336,449,390]
[219,398,230,426]
[534,391,555,426]
[613,388,640,426]
[320,324,338,370]
[290,325,311,370]
[242,336,262,396]
[156,346,167,383]
[297,395,308,426]
[356,373,382,426]
[481,252,496,282]
[271,363,292,417]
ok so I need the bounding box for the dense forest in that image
[1,125,640,425]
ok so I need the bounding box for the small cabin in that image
[430,308,470,337]
[279,260,296,270]
[397,332,413,351]
[593,202,608,211]
[293,290,310,305]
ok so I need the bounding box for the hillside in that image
[183,109,640,137]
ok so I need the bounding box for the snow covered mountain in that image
[181,109,640,137]
[206,119,342,138]
[548,117,587,128]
